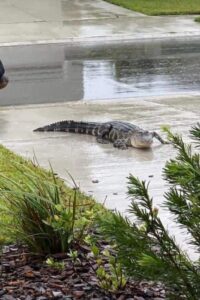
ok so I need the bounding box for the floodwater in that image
[0,38,200,106]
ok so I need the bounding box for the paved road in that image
[0,38,200,105]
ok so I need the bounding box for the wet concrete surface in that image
[0,0,200,45]
[1,38,200,105]
[0,97,199,258]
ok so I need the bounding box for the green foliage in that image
[68,249,80,264]
[163,130,200,252]
[105,0,200,15]
[90,243,127,292]
[190,123,200,145]
[0,160,98,255]
[0,145,91,243]
[99,125,200,299]
[46,257,65,270]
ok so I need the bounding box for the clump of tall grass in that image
[0,161,97,254]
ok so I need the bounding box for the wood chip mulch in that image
[0,244,167,300]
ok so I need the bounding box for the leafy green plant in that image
[46,257,65,270]
[99,249,127,292]
[99,126,200,299]
[68,249,80,264]
[88,241,127,292]
[0,161,97,254]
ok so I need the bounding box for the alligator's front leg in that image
[152,131,169,144]
[113,139,128,150]
[96,124,112,144]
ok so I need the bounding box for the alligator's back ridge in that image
[34,120,101,135]
[108,121,141,132]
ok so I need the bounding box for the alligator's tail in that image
[34,120,100,135]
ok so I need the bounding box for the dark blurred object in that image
[0,60,9,89]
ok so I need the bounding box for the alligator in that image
[34,120,168,150]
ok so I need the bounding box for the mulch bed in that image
[0,243,167,300]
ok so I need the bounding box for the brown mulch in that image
[0,244,167,300]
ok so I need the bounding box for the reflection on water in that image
[0,38,200,105]
[84,55,200,100]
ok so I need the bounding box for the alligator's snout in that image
[131,131,153,149]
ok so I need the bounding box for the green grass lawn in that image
[105,0,200,15]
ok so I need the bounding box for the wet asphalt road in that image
[0,38,200,106]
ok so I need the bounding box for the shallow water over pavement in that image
[0,38,200,106]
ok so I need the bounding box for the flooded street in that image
[0,38,200,105]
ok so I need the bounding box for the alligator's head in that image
[130,131,153,149]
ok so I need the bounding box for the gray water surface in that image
[0,38,200,105]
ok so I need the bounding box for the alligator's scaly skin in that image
[34,120,167,149]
